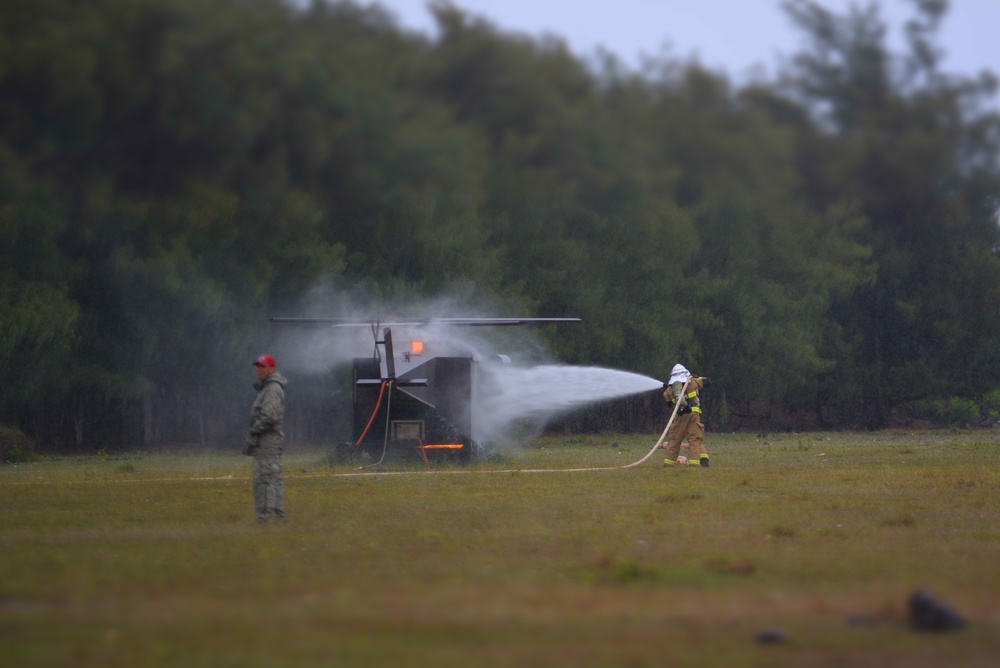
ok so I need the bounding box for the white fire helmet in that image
[668,364,690,385]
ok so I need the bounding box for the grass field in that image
[2,431,999,667]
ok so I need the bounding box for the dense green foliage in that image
[0,0,998,449]
[0,424,35,463]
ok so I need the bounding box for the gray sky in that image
[366,0,998,82]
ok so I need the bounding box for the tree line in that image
[1,0,999,454]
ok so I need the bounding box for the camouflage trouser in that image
[252,454,285,520]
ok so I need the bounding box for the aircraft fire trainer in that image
[270,317,580,465]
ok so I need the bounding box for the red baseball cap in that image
[253,354,276,368]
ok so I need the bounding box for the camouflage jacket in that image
[244,371,287,456]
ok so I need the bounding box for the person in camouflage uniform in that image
[245,354,288,521]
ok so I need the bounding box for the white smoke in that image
[271,281,555,375]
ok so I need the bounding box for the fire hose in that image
[621,377,689,469]
[355,380,387,446]
[356,380,393,470]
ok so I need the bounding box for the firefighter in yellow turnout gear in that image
[663,363,711,468]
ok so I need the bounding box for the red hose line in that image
[355,380,387,445]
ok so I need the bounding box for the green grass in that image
[2,431,999,667]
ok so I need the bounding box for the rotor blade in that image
[426,318,582,327]
[269,317,581,327]
[268,318,393,327]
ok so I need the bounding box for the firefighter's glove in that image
[700,377,712,388]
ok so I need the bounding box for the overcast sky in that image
[364,0,998,82]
